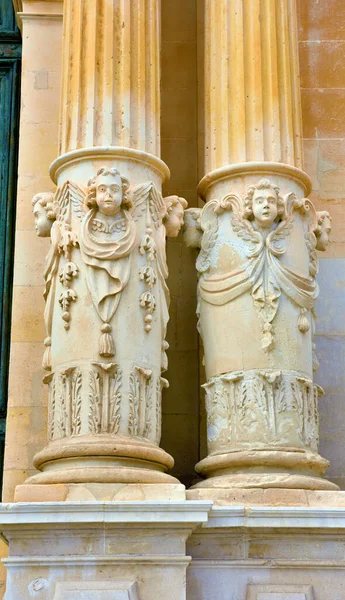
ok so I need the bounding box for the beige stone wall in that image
[297,0,345,489]
[2,6,63,502]
[0,5,63,595]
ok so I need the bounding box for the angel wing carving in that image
[130,182,166,228]
[196,201,220,274]
[266,215,294,256]
[54,180,88,223]
[231,215,263,257]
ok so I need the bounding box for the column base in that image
[14,482,186,502]
[187,488,345,506]
[191,448,338,493]
[27,435,178,485]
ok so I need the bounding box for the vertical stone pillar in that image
[18,0,188,497]
[204,0,303,172]
[185,0,336,496]
[58,0,160,155]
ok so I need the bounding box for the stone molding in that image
[0,501,212,525]
[198,162,312,201]
[49,147,170,186]
[2,501,345,598]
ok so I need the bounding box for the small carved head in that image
[183,207,202,248]
[244,179,284,228]
[163,195,188,237]
[315,210,332,251]
[32,192,56,237]
[86,167,132,216]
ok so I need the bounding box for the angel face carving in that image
[315,211,332,251]
[244,179,284,229]
[32,192,56,237]
[86,168,130,219]
[252,188,278,227]
[95,173,123,216]
[163,195,188,237]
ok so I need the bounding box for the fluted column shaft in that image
[204,0,303,172]
[59,0,160,155]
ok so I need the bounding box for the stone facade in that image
[0,1,344,599]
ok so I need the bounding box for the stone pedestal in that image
[187,503,345,600]
[0,501,211,600]
[2,500,345,599]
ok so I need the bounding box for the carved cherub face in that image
[252,186,278,228]
[32,192,55,237]
[164,196,188,237]
[95,173,123,217]
[316,212,332,251]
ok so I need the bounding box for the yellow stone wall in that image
[297,0,345,488]
[160,0,200,486]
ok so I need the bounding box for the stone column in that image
[185,0,336,496]
[18,0,188,498]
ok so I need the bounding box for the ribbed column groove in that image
[204,0,303,173]
[59,0,160,155]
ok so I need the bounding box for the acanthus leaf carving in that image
[71,368,82,436]
[88,370,102,435]
[128,366,153,438]
[203,369,320,454]
[128,370,140,437]
[109,367,122,435]
[155,377,168,445]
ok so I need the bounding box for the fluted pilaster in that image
[204,0,303,172]
[59,0,160,155]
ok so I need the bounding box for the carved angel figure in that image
[163,195,188,237]
[189,179,320,351]
[153,194,188,370]
[79,167,136,357]
[32,192,56,237]
[315,210,332,251]
[32,192,60,370]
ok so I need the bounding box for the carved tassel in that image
[298,308,310,333]
[99,323,115,357]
